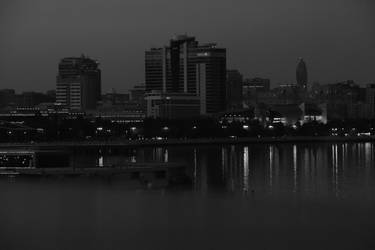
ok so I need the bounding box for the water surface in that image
[1,142,375,250]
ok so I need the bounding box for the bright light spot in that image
[97,127,103,131]
[242,125,249,130]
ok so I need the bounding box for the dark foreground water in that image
[1,142,375,250]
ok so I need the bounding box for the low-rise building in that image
[145,91,200,119]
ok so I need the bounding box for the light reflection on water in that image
[69,142,375,197]
[1,143,375,250]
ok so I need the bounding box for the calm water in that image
[1,143,375,250]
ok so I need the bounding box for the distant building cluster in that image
[145,35,226,118]
[0,34,375,128]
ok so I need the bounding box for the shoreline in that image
[0,136,374,148]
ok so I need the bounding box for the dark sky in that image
[0,0,374,93]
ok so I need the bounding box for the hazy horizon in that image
[1,0,374,93]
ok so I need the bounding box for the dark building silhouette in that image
[242,77,271,107]
[102,89,130,106]
[0,89,16,108]
[366,84,375,118]
[310,80,366,120]
[0,89,55,109]
[15,92,55,107]
[243,77,270,92]
[145,35,226,115]
[56,55,101,111]
[129,84,146,108]
[296,58,308,89]
[226,70,243,110]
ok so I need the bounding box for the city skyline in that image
[1,0,374,92]
[1,2,375,250]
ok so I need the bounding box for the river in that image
[1,142,375,249]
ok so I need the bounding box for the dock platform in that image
[0,162,191,186]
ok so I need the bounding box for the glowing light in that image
[243,146,249,192]
[98,156,104,167]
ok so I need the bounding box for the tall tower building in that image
[296,58,308,89]
[145,35,226,114]
[226,70,243,110]
[56,55,101,111]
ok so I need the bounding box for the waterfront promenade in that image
[0,136,375,149]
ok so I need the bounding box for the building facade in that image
[226,70,243,110]
[56,55,101,111]
[366,84,375,118]
[145,35,226,115]
[144,91,200,119]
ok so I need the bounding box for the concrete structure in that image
[145,35,226,115]
[226,70,243,110]
[366,84,375,118]
[129,84,146,110]
[268,104,302,125]
[243,77,270,92]
[310,81,366,120]
[145,91,200,119]
[242,77,271,107]
[0,89,16,108]
[299,103,327,124]
[56,55,101,111]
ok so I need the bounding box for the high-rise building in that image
[366,84,375,118]
[296,58,308,89]
[145,35,226,115]
[226,70,243,110]
[56,55,101,111]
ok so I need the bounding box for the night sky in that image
[0,0,374,92]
